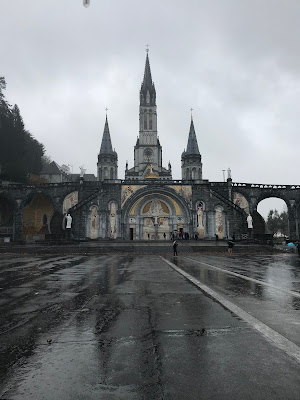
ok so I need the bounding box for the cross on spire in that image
[145,44,150,53]
[105,107,108,115]
[190,108,193,117]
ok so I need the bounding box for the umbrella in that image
[287,242,295,247]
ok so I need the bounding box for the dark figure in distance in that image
[173,240,178,256]
[227,239,235,256]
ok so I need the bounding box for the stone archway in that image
[256,195,291,238]
[0,195,14,239]
[122,187,192,240]
[141,198,171,240]
[23,194,54,241]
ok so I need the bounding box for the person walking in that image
[227,239,234,256]
[173,240,178,256]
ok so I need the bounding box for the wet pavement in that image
[1,252,300,399]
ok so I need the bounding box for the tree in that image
[266,209,289,237]
[0,77,46,182]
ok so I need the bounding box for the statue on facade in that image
[79,166,86,178]
[65,213,73,240]
[247,214,253,238]
[247,214,253,229]
[227,168,232,180]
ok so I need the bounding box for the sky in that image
[1,0,299,218]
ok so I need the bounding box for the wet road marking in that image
[183,256,300,299]
[160,256,300,364]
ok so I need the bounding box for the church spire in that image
[181,115,202,181]
[140,52,156,106]
[186,117,200,155]
[142,53,153,90]
[97,114,118,181]
[99,115,114,154]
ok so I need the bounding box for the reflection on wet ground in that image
[166,253,300,346]
[1,253,300,399]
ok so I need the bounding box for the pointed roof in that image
[185,117,200,155]
[141,53,153,89]
[99,115,115,155]
[40,161,62,175]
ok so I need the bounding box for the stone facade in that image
[1,53,300,242]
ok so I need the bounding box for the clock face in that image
[144,148,154,161]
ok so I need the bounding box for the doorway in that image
[129,228,134,240]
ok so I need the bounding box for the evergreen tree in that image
[0,77,46,182]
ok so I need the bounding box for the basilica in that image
[1,52,275,243]
[70,52,249,241]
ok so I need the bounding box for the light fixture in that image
[83,0,90,7]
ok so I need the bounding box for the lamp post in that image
[222,169,225,182]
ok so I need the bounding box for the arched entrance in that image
[23,194,54,241]
[0,195,14,240]
[122,187,191,240]
[257,197,290,239]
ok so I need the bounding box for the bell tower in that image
[125,50,172,180]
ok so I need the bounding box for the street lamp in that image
[83,0,90,7]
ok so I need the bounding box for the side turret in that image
[97,115,118,181]
[181,117,202,181]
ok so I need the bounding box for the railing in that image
[231,182,300,190]
[208,187,247,215]
[1,179,299,191]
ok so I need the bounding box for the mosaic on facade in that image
[121,185,145,207]
[196,201,205,239]
[90,206,98,239]
[109,202,117,239]
[233,192,249,214]
[63,191,78,214]
[215,206,224,239]
[168,185,192,206]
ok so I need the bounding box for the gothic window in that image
[104,167,108,179]
[192,168,196,180]
[149,111,153,130]
[144,110,147,130]
[198,168,201,179]
[186,168,190,180]
[110,168,114,179]
[146,90,150,104]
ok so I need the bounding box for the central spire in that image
[142,53,153,90]
[140,52,156,107]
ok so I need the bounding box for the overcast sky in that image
[1,0,299,217]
